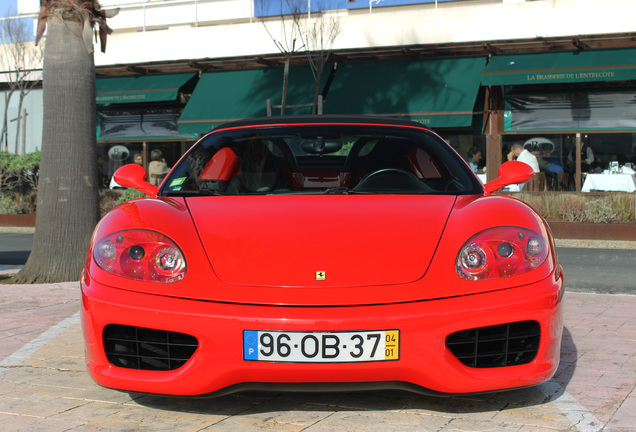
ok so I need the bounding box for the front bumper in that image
[81,273,563,396]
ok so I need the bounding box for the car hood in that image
[186,195,455,289]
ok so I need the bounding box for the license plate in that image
[243,329,399,363]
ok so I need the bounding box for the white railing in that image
[3,0,504,38]
[100,0,255,31]
[4,0,254,35]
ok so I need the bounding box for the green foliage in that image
[606,193,635,222]
[0,150,40,173]
[510,192,634,223]
[115,188,146,206]
[0,151,41,214]
[584,199,617,223]
[0,193,20,214]
[0,151,17,167]
[0,150,40,192]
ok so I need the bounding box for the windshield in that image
[161,124,482,196]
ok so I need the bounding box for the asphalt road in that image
[557,246,636,294]
[0,232,33,266]
[1,233,635,294]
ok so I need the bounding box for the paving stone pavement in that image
[0,270,634,432]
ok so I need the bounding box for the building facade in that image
[3,0,636,190]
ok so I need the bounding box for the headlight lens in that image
[94,229,186,283]
[455,227,548,281]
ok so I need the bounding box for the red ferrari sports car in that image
[81,116,563,397]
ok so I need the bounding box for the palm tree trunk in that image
[17,17,100,283]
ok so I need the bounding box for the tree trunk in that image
[14,96,25,155]
[16,18,100,283]
[312,63,323,114]
[1,91,15,152]
[281,55,292,116]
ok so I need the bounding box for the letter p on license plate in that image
[243,329,399,363]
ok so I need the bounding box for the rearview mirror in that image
[113,164,159,197]
[302,138,343,154]
[484,161,535,194]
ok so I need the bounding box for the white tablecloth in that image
[581,174,636,192]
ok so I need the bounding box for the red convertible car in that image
[81,116,563,397]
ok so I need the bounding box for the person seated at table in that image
[508,143,539,173]
[467,146,486,173]
[531,146,558,190]
[148,149,171,186]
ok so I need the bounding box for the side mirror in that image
[484,161,535,194]
[113,164,159,197]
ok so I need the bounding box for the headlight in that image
[94,229,186,283]
[455,227,548,281]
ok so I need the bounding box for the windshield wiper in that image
[164,189,226,197]
[323,187,352,194]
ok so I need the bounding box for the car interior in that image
[162,125,480,196]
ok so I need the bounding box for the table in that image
[475,173,523,191]
[581,173,636,192]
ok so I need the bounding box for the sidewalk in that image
[0,267,634,431]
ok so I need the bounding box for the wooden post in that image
[142,141,149,173]
[575,133,582,192]
[485,87,503,183]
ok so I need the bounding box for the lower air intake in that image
[103,324,198,371]
[446,321,540,368]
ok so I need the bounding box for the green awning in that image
[179,66,318,134]
[322,57,487,128]
[482,49,636,86]
[179,57,487,133]
[96,73,198,104]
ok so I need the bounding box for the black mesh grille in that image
[103,324,198,371]
[446,321,540,368]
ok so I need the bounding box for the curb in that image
[548,221,636,241]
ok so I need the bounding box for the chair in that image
[525,172,547,191]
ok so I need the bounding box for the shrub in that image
[0,151,40,192]
[115,188,146,206]
[502,191,634,223]
[16,191,37,214]
[0,194,20,214]
[584,199,618,223]
[560,197,587,222]
[100,189,124,216]
[1,151,41,214]
[606,193,635,222]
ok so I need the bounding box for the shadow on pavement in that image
[129,328,577,416]
[0,250,30,265]
[552,326,577,394]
